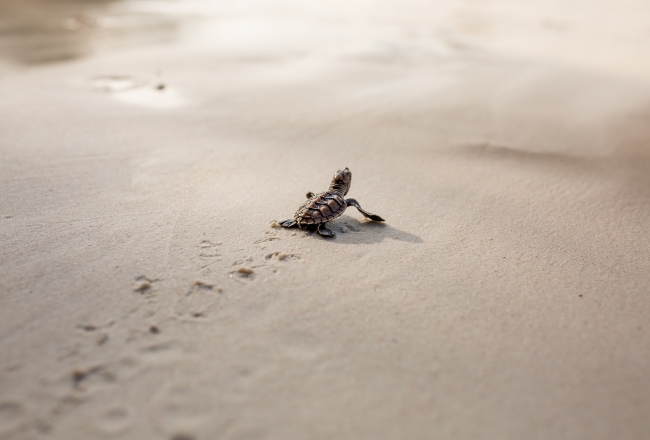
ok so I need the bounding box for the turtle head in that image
[330,167,352,196]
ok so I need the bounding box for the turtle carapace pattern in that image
[279,168,385,238]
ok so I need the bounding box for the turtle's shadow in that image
[320,216,423,244]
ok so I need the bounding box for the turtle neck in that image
[329,181,350,196]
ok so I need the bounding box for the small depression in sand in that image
[94,406,134,435]
[173,281,221,319]
[0,401,27,435]
[88,75,187,109]
[112,84,187,109]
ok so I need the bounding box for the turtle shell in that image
[294,191,347,225]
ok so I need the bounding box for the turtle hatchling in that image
[279,167,385,238]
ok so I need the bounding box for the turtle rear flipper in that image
[279,219,298,228]
[317,223,336,238]
[346,198,384,222]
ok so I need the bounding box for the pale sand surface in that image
[1,1,650,439]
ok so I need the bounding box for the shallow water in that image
[0,0,179,64]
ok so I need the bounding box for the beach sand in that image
[1,1,650,439]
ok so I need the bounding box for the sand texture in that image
[1,1,650,439]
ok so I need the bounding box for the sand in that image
[1,1,650,439]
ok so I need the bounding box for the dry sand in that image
[1,1,650,439]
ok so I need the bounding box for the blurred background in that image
[2,0,650,76]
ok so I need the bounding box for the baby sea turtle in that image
[279,167,385,238]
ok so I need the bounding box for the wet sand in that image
[1,1,650,439]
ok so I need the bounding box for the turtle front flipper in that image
[279,219,298,228]
[346,198,385,222]
[317,223,336,238]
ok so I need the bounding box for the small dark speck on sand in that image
[579,294,583,297]
[71,370,86,386]
[156,83,166,91]
[171,434,195,440]
[149,325,160,334]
